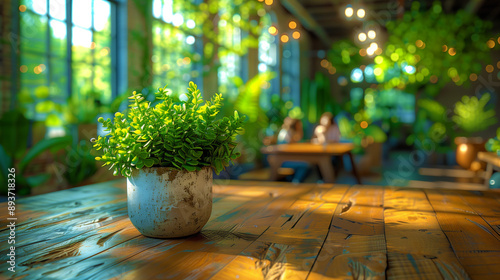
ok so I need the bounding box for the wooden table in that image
[261,142,361,184]
[2,179,500,279]
[479,151,500,188]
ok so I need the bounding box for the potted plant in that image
[92,82,244,238]
[453,93,497,170]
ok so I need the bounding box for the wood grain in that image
[309,185,387,280]
[1,180,500,279]
[209,184,350,280]
[384,188,469,280]
[425,188,500,279]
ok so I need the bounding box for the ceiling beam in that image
[280,0,332,47]
[465,0,484,14]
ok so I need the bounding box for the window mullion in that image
[91,0,96,94]
[11,0,20,110]
[46,0,51,92]
[66,0,72,100]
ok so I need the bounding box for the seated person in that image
[276,117,310,183]
[311,112,342,182]
[312,112,341,144]
[277,117,303,144]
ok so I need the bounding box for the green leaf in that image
[182,164,197,172]
[144,158,155,167]
[19,136,72,175]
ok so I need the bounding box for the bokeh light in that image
[367,30,376,39]
[280,34,289,43]
[345,6,354,17]
[358,33,366,42]
[268,26,278,35]
[289,21,297,29]
[487,39,495,48]
[357,9,365,18]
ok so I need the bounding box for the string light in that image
[320,59,329,68]
[470,73,478,81]
[345,6,354,17]
[289,21,297,29]
[442,45,448,52]
[357,9,365,18]
[281,34,289,43]
[367,30,376,39]
[264,0,273,5]
[486,65,494,73]
[292,31,300,39]
[487,39,495,48]
[268,26,278,35]
[358,32,366,42]
[448,48,456,56]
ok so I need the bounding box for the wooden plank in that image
[84,183,314,280]
[308,185,387,280]
[425,188,500,278]
[0,198,127,252]
[38,183,315,280]
[384,188,470,279]
[457,190,500,236]
[0,180,126,230]
[209,184,351,280]
[3,187,264,279]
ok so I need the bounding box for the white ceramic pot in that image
[126,167,213,238]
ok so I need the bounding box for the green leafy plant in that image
[0,110,72,195]
[222,72,276,163]
[486,128,500,155]
[63,140,98,186]
[92,82,244,177]
[406,98,456,152]
[452,93,497,134]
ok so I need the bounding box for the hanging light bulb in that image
[357,9,365,18]
[367,30,376,39]
[358,32,367,42]
[345,6,354,17]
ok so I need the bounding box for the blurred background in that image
[1,0,500,196]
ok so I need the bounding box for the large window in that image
[152,0,201,95]
[217,0,244,97]
[281,39,300,106]
[18,0,117,128]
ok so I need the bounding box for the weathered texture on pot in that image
[127,167,213,238]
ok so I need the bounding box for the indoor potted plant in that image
[92,82,244,238]
[453,93,497,170]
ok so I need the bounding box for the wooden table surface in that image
[1,179,500,279]
[261,142,355,155]
[261,143,361,184]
